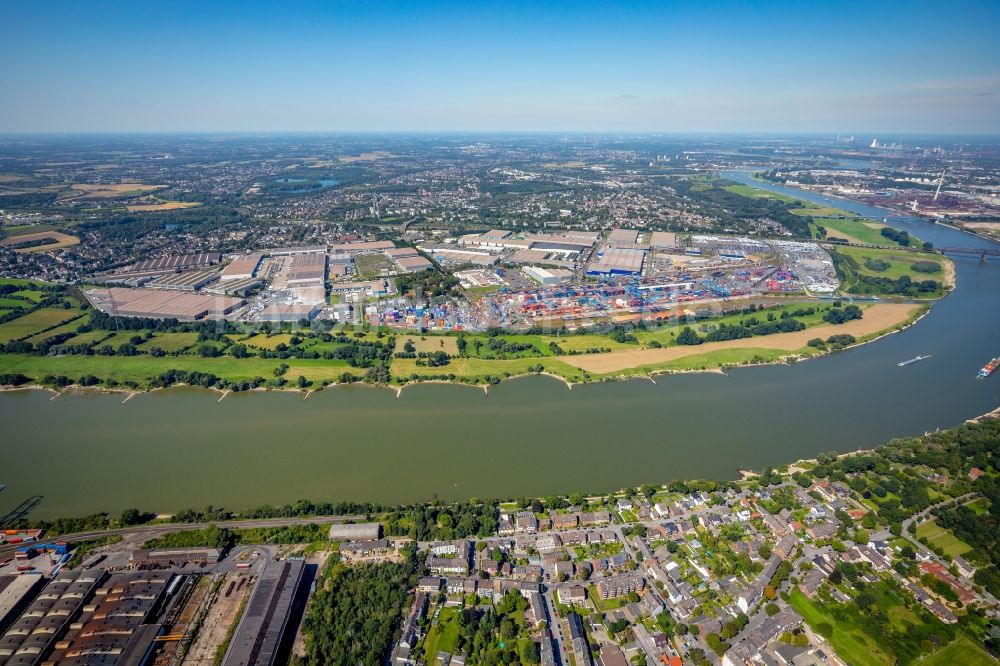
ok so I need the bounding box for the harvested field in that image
[127,201,202,212]
[243,333,295,350]
[70,183,165,198]
[395,335,460,355]
[561,304,919,374]
[338,151,393,162]
[0,230,79,253]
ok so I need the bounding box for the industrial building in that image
[220,559,305,666]
[44,571,172,664]
[129,548,222,567]
[0,570,105,665]
[649,231,679,249]
[607,229,640,246]
[384,247,419,260]
[255,303,321,322]
[329,240,395,255]
[148,268,221,291]
[507,248,575,268]
[285,252,327,289]
[522,266,573,286]
[221,253,263,280]
[85,288,244,321]
[268,245,326,256]
[394,255,433,273]
[327,523,382,541]
[204,277,263,297]
[127,253,222,274]
[586,247,647,276]
[423,247,500,267]
[0,575,45,634]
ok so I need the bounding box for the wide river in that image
[2,173,998,519]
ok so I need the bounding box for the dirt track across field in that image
[560,303,919,374]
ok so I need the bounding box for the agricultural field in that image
[0,298,32,310]
[395,335,460,355]
[63,329,114,346]
[0,353,307,385]
[337,150,393,163]
[562,304,919,375]
[723,183,798,202]
[24,316,91,344]
[242,333,296,350]
[0,278,42,289]
[137,332,200,353]
[10,289,45,303]
[0,230,80,253]
[67,183,164,198]
[0,307,84,343]
[915,519,972,558]
[125,200,202,212]
[817,218,901,246]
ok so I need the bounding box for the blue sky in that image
[2,0,999,133]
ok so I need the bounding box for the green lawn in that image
[0,308,85,343]
[792,205,858,217]
[967,499,991,516]
[723,183,798,202]
[818,218,902,246]
[0,278,45,288]
[587,586,628,611]
[0,298,31,310]
[10,289,46,303]
[421,607,460,659]
[463,285,501,301]
[391,355,585,383]
[835,246,938,281]
[920,637,996,666]
[789,589,891,666]
[916,520,972,558]
[63,329,114,346]
[0,353,342,385]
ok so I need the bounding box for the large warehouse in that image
[221,253,263,280]
[288,252,327,286]
[328,522,383,541]
[85,287,245,320]
[221,559,305,666]
[586,247,647,276]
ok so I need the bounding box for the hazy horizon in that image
[3,0,999,134]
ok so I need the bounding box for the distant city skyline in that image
[2,0,999,134]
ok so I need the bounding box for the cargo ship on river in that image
[979,357,999,379]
